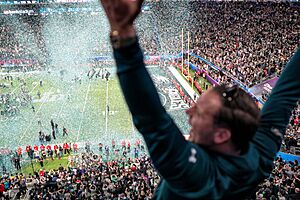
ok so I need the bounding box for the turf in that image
[20,155,69,175]
[0,68,134,149]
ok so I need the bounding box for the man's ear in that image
[213,128,231,144]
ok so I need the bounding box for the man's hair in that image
[212,84,260,152]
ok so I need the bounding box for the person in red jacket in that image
[294,116,299,126]
[0,180,4,198]
[46,144,51,157]
[121,140,126,151]
[17,147,22,155]
[135,139,141,149]
[25,145,31,153]
[25,145,33,158]
[40,144,45,152]
[39,169,44,177]
[46,144,51,151]
[53,144,58,158]
[127,141,131,152]
[34,145,38,152]
[63,143,67,154]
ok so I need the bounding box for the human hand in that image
[100,0,144,38]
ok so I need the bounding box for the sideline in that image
[168,66,199,100]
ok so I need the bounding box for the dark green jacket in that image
[113,40,300,200]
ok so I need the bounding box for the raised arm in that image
[100,0,212,190]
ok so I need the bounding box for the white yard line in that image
[146,65,159,69]
[9,82,21,95]
[76,80,91,142]
[55,85,73,124]
[105,80,109,136]
[98,80,104,139]
[0,70,42,76]
[18,87,54,145]
[28,82,39,95]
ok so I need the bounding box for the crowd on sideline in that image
[9,139,145,171]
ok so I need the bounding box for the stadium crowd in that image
[252,157,300,200]
[188,2,299,88]
[0,1,300,199]
[0,15,46,72]
[0,140,299,200]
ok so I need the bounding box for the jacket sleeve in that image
[254,47,300,158]
[113,39,213,190]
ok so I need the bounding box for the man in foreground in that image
[100,0,300,199]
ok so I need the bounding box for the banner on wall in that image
[249,77,279,101]
[277,152,300,163]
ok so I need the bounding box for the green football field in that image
[0,68,134,150]
[0,65,190,153]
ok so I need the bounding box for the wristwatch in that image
[110,30,137,49]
